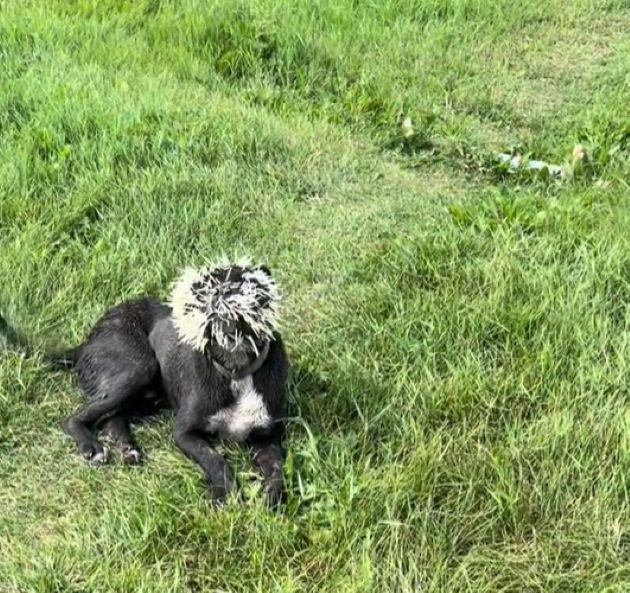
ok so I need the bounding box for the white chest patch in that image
[206,376,271,442]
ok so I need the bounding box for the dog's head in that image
[170,258,281,365]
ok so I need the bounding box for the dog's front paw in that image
[81,443,109,466]
[263,477,284,509]
[206,466,235,506]
[121,445,142,465]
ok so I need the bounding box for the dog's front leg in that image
[174,426,234,504]
[249,437,284,508]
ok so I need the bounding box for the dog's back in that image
[71,298,168,399]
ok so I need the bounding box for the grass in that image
[0,0,629,590]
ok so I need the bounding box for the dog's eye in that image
[256,293,270,307]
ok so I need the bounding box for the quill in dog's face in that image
[171,262,280,372]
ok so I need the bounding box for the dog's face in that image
[170,260,280,367]
[201,265,273,369]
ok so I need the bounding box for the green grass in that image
[1,0,629,590]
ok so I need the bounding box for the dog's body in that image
[4,262,289,505]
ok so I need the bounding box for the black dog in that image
[3,260,289,506]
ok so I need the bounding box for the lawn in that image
[1,0,629,591]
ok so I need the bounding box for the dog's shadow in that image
[280,364,397,515]
[287,365,330,411]
[286,364,388,432]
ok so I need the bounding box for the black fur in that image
[1,294,289,507]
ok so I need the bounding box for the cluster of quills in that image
[170,258,281,353]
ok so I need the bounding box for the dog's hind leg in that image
[101,414,142,464]
[63,367,156,465]
[63,404,115,465]
[63,393,132,465]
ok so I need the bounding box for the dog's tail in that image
[0,313,27,350]
[0,313,78,370]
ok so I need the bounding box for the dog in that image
[1,259,289,506]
